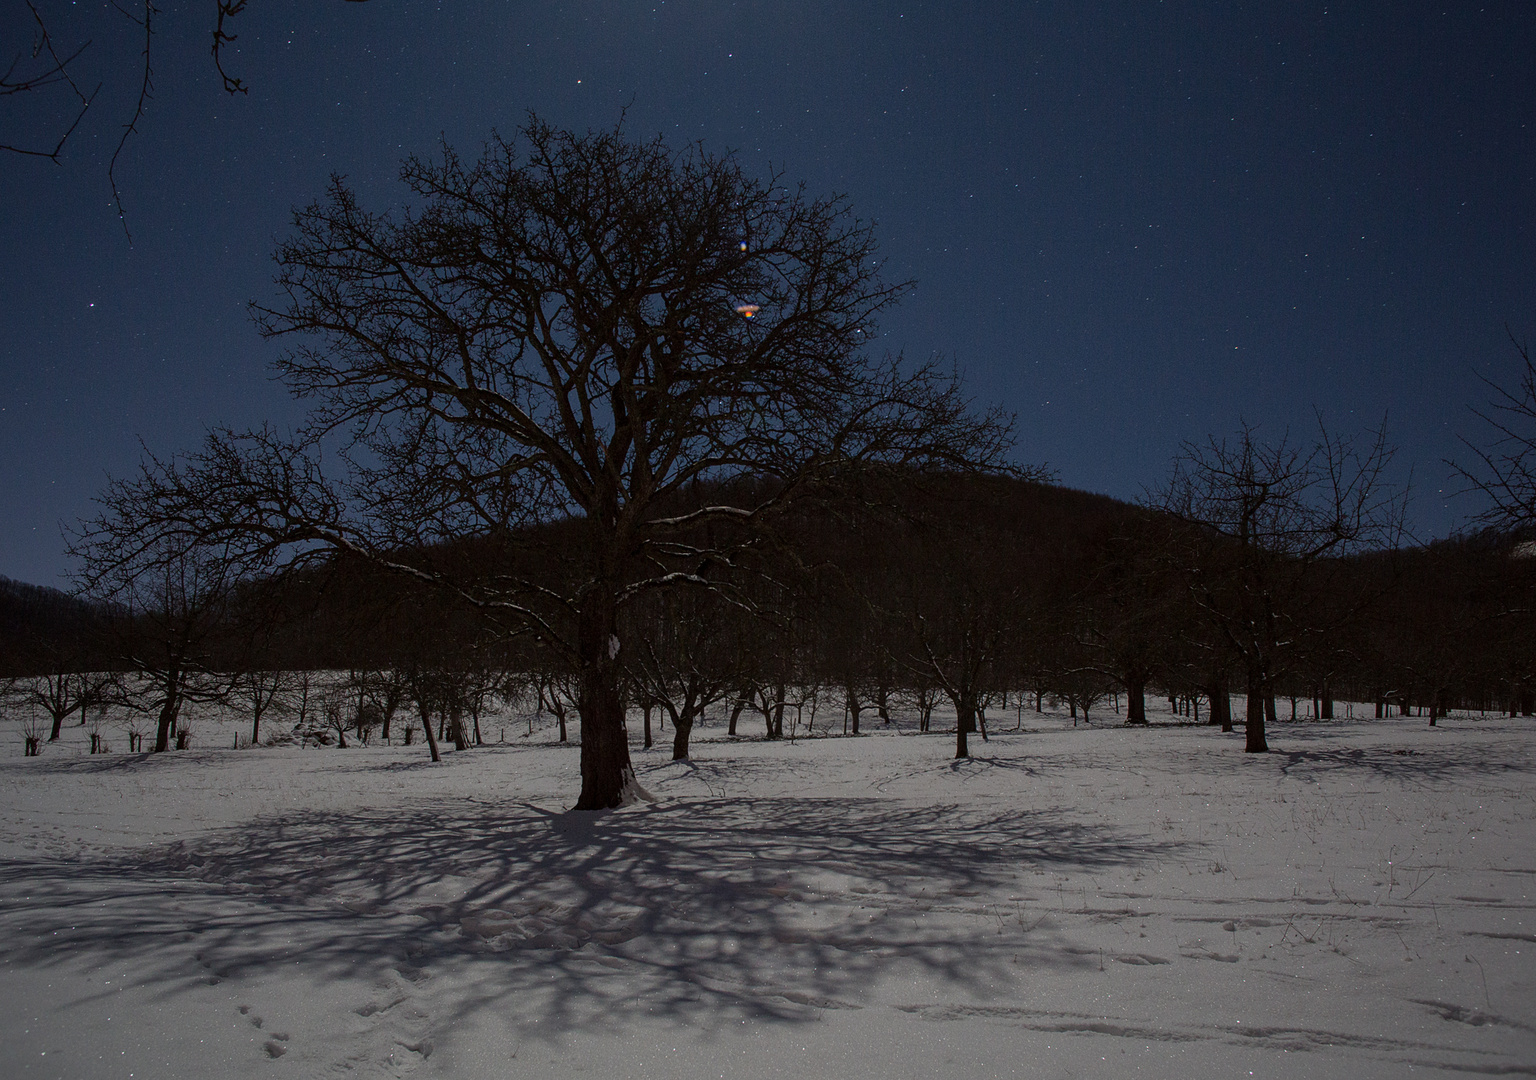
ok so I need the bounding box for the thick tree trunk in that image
[671,708,694,761]
[1321,682,1334,720]
[1208,680,1231,730]
[952,692,975,759]
[728,696,744,736]
[642,704,653,749]
[1245,667,1269,752]
[574,591,639,810]
[768,685,786,740]
[155,692,182,753]
[1124,677,1148,725]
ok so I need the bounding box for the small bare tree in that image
[66,529,240,754]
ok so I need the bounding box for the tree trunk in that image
[1245,666,1269,752]
[1321,682,1334,720]
[574,591,638,810]
[154,681,182,753]
[642,703,653,749]
[954,694,974,759]
[1208,680,1230,730]
[1124,677,1148,725]
[450,704,470,751]
[671,708,694,761]
[419,704,440,762]
[728,696,744,736]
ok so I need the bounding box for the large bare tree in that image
[83,118,1014,807]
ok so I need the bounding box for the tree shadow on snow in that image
[0,796,1180,1044]
[1271,738,1535,785]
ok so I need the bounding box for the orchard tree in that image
[1156,419,1405,752]
[66,534,239,752]
[84,117,1014,807]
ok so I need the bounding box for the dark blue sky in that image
[3,1,1534,587]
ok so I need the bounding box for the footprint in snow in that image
[263,1032,290,1058]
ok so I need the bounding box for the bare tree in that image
[623,587,736,760]
[87,118,1013,807]
[881,477,1042,759]
[66,528,239,753]
[22,668,106,742]
[233,666,288,747]
[1156,418,1405,752]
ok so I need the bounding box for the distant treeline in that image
[6,472,1533,760]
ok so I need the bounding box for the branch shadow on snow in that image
[0,795,1180,1044]
[1271,737,1535,785]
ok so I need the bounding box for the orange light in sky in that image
[735,304,760,318]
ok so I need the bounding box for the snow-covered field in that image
[1,704,1532,1079]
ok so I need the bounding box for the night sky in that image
[3,1,1534,588]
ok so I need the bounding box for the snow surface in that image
[1,702,1533,1079]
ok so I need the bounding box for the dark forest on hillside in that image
[7,472,1532,763]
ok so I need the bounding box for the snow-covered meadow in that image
[1,701,1532,1079]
